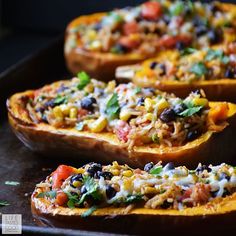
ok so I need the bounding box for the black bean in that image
[163,15,170,25]
[195,25,208,37]
[150,61,157,70]
[186,130,200,142]
[173,103,187,115]
[158,64,166,76]
[164,162,175,171]
[192,17,204,27]
[35,107,45,113]
[96,171,113,180]
[80,185,87,195]
[208,3,221,14]
[160,108,176,123]
[225,67,235,79]
[93,23,102,31]
[70,174,83,187]
[194,89,202,96]
[144,162,154,172]
[176,42,186,51]
[106,185,117,199]
[137,97,145,106]
[87,163,102,177]
[81,97,97,111]
[112,43,129,53]
[41,114,48,123]
[161,200,172,209]
[57,84,68,93]
[207,28,222,45]
[44,99,56,108]
[219,172,230,181]
[195,165,211,174]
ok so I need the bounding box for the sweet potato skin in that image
[31,189,236,234]
[7,89,236,168]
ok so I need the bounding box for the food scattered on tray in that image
[7,72,236,167]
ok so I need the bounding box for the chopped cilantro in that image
[190,62,207,77]
[180,47,197,56]
[53,95,67,105]
[150,166,163,175]
[77,71,91,90]
[152,133,160,144]
[134,87,142,94]
[4,181,20,186]
[75,122,84,131]
[179,106,202,117]
[0,200,10,207]
[170,1,185,16]
[205,49,230,64]
[105,93,120,120]
[125,194,143,204]
[36,190,57,199]
[81,205,98,218]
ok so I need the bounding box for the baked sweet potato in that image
[116,46,236,102]
[7,76,236,167]
[31,162,236,234]
[64,1,236,80]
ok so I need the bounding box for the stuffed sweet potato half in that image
[65,1,236,79]
[7,72,236,167]
[32,162,236,234]
[116,42,236,101]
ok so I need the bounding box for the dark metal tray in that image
[0,37,126,236]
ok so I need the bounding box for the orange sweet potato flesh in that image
[31,187,236,234]
[7,89,236,168]
[64,13,145,80]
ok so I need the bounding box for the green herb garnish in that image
[77,71,91,90]
[180,47,197,56]
[5,181,20,186]
[81,205,98,217]
[78,176,102,205]
[75,122,84,131]
[0,200,10,207]
[36,190,57,199]
[105,93,120,120]
[150,166,163,175]
[179,105,202,117]
[54,95,68,105]
[190,62,207,77]
[134,87,142,94]
[205,49,229,64]
[125,194,143,204]
[152,133,160,144]
[170,1,185,16]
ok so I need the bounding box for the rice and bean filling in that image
[36,162,236,212]
[27,73,227,148]
[134,42,236,82]
[66,0,236,55]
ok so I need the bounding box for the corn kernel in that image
[157,98,169,112]
[89,40,102,51]
[84,83,94,93]
[60,104,70,116]
[122,170,133,177]
[87,30,97,41]
[53,106,63,119]
[88,116,107,133]
[192,98,208,107]
[143,186,157,194]
[144,98,155,112]
[69,107,78,119]
[144,113,153,121]
[123,179,132,190]
[106,81,116,93]
[77,168,85,174]
[72,180,81,188]
[119,109,131,121]
[111,169,120,176]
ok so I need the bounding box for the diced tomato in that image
[51,165,75,189]
[158,35,192,48]
[55,191,68,206]
[208,103,229,123]
[119,36,141,49]
[190,183,211,205]
[123,21,139,35]
[77,109,88,119]
[115,121,131,142]
[182,188,192,199]
[141,1,162,21]
[228,42,236,54]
